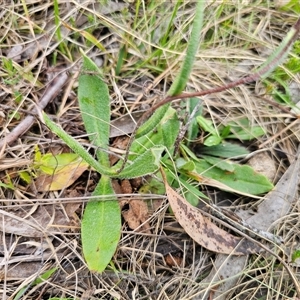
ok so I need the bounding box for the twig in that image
[0,71,68,149]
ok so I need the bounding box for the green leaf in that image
[19,171,32,184]
[81,175,121,272]
[135,104,170,139]
[78,52,110,166]
[255,17,300,79]
[292,249,300,263]
[176,157,195,171]
[194,159,273,195]
[180,143,200,161]
[187,97,203,142]
[202,155,235,172]
[227,126,265,140]
[227,118,265,140]
[160,107,180,150]
[34,152,87,175]
[134,1,205,141]
[163,162,209,201]
[199,142,249,158]
[220,125,231,138]
[117,146,165,179]
[119,107,179,164]
[204,135,223,146]
[168,1,204,95]
[196,115,219,135]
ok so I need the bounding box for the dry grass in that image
[1,1,300,299]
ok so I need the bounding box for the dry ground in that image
[1,1,300,299]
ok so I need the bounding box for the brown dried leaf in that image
[122,199,150,232]
[34,162,88,192]
[113,179,150,232]
[109,111,145,138]
[161,168,261,255]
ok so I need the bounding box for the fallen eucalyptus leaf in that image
[161,168,262,255]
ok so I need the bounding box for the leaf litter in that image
[1,1,300,299]
[161,167,262,255]
[196,145,300,300]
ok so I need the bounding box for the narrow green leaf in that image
[120,107,179,164]
[201,155,235,172]
[187,97,202,142]
[199,142,249,158]
[292,249,300,263]
[204,135,223,146]
[81,176,121,272]
[14,268,57,300]
[165,165,209,201]
[135,1,205,140]
[194,159,273,195]
[256,20,299,79]
[197,115,219,135]
[135,104,170,139]
[228,126,265,140]
[227,118,265,140]
[168,1,204,95]
[160,107,180,150]
[78,52,110,166]
[180,143,200,161]
[176,157,195,171]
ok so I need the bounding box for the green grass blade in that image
[81,175,121,272]
[256,20,300,79]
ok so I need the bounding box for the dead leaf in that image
[113,179,150,232]
[109,136,130,166]
[164,254,183,267]
[122,199,150,232]
[109,111,145,138]
[161,168,261,255]
[33,154,89,191]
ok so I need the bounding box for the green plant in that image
[42,1,204,272]
[40,2,300,273]
[196,115,265,146]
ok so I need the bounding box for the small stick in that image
[0,71,68,149]
[206,204,283,244]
